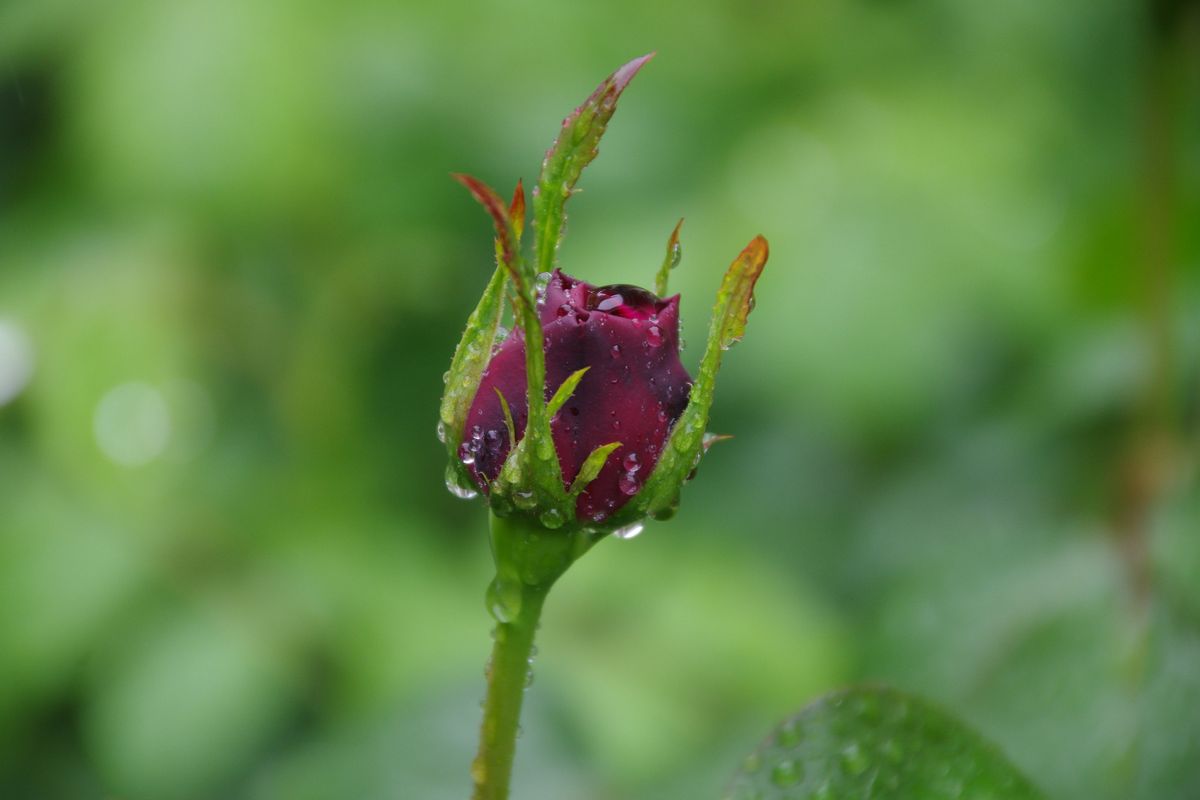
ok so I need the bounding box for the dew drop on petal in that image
[646,325,663,347]
[618,473,640,495]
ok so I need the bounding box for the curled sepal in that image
[451,173,521,291]
[546,367,590,417]
[533,52,654,276]
[568,442,621,497]
[612,235,769,524]
[510,179,526,242]
[655,218,684,297]
[438,261,507,473]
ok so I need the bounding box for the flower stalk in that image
[441,54,768,798]
[471,512,596,800]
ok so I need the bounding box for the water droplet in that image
[458,441,477,466]
[777,719,801,747]
[771,759,801,787]
[436,421,447,443]
[611,520,645,540]
[556,303,571,317]
[539,508,564,529]
[442,370,450,384]
[618,473,640,495]
[646,325,663,347]
[513,490,536,510]
[650,501,677,521]
[524,669,535,688]
[445,464,478,500]
[596,293,624,312]
[485,576,522,623]
[840,742,868,776]
[610,344,621,358]
[622,452,640,472]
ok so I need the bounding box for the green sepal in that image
[568,441,622,497]
[494,387,517,451]
[438,260,507,465]
[609,235,769,527]
[546,367,590,418]
[533,53,654,277]
[654,218,683,297]
[509,55,652,517]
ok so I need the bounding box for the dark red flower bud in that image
[461,270,693,523]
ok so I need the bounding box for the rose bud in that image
[461,271,692,524]
[438,52,768,540]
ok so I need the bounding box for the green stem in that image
[470,580,547,800]
[470,512,591,799]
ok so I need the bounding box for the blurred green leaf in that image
[726,686,1044,800]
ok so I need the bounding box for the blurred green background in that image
[1,0,1198,798]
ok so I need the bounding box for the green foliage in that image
[1,0,1198,798]
[726,687,1043,800]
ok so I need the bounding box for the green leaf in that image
[654,218,684,297]
[533,53,654,277]
[622,235,768,522]
[546,367,590,418]
[725,686,1044,800]
[568,441,621,497]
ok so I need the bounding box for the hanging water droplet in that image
[539,508,564,529]
[436,421,447,443]
[485,576,523,623]
[442,370,450,384]
[445,464,478,500]
[771,759,801,787]
[650,501,677,522]
[611,520,645,540]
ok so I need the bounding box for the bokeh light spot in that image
[93,381,172,467]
